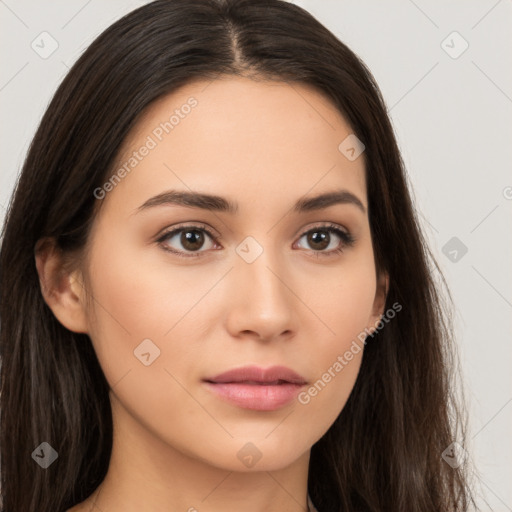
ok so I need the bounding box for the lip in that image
[203,365,307,411]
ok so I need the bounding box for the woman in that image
[0,0,476,510]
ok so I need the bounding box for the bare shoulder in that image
[66,501,89,512]
[66,486,100,511]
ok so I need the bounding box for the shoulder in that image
[307,494,320,512]
[66,502,88,512]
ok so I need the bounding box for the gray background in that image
[1,1,511,510]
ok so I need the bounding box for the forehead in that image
[103,75,367,217]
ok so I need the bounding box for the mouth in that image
[202,365,307,411]
[204,364,307,385]
[205,379,296,385]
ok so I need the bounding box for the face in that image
[78,76,387,472]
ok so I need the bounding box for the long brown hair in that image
[0,0,477,510]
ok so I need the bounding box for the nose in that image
[224,241,298,342]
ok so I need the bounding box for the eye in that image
[156,224,218,258]
[294,223,355,257]
[156,222,355,259]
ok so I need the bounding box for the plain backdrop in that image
[0,1,511,510]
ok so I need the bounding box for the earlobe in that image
[34,238,89,334]
[367,272,390,333]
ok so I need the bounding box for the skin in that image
[36,76,388,512]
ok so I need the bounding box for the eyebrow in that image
[136,189,366,215]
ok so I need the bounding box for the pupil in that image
[182,230,204,251]
[309,230,329,250]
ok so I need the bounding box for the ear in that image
[34,237,89,334]
[366,271,389,333]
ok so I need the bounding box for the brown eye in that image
[295,224,355,256]
[180,229,206,251]
[157,225,217,257]
[305,230,330,251]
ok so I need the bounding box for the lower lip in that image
[203,381,305,411]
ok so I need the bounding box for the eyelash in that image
[156,222,355,259]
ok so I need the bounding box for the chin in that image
[204,436,310,473]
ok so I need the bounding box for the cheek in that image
[83,235,221,450]
[82,228,214,387]
[83,225,253,428]
[298,251,377,420]
[311,248,377,347]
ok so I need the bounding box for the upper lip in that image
[204,365,307,385]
